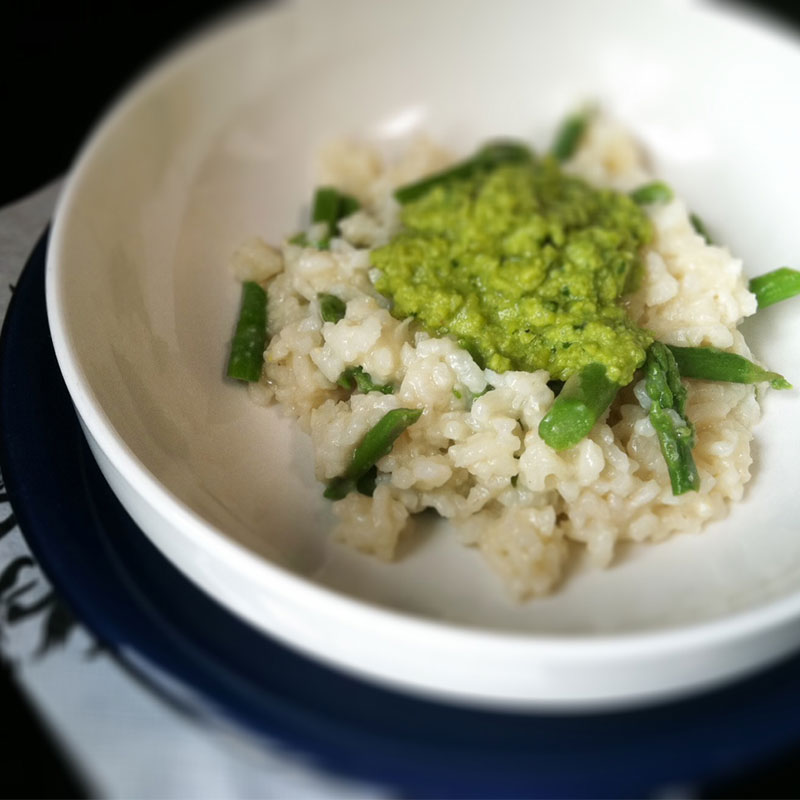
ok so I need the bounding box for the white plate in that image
[45,0,800,709]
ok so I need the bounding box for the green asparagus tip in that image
[667,344,791,390]
[749,267,800,310]
[689,212,714,244]
[323,477,353,501]
[551,110,590,162]
[631,181,674,206]
[769,374,792,391]
[538,400,597,451]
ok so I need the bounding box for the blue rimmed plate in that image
[44,0,800,708]
[4,232,800,797]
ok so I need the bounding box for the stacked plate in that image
[4,1,800,794]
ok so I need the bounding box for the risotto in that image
[226,113,789,600]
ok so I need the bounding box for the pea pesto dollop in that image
[372,152,653,385]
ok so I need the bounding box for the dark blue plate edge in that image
[2,231,800,797]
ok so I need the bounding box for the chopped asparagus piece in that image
[226,282,267,382]
[538,363,619,451]
[324,408,422,500]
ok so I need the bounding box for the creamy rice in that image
[233,116,762,600]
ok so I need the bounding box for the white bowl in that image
[46,0,800,709]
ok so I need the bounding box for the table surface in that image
[4,1,800,797]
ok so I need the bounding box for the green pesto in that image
[372,157,653,384]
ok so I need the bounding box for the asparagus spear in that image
[551,110,590,162]
[355,466,379,497]
[631,181,674,205]
[749,267,800,310]
[337,366,394,395]
[318,293,347,323]
[306,187,361,249]
[393,141,533,204]
[226,281,267,382]
[667,345,791,390]
[324,408,423,499]
[538,363,620,451]
[311,187,341,228]
[338,193,361,218]
[689,212,714,244]
[643,343,700,495]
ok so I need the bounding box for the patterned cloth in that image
[0,184,386,799]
